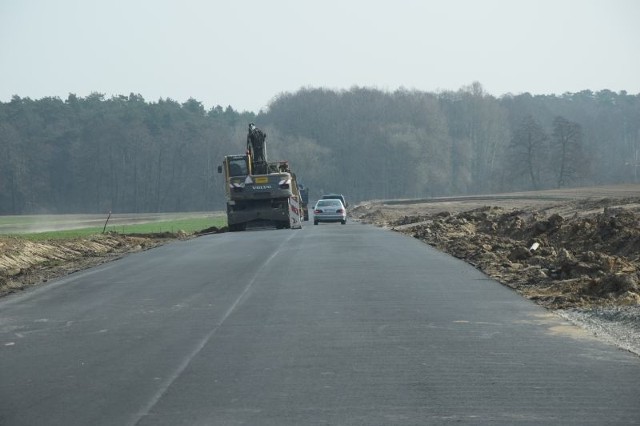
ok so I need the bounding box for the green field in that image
[0,214,227,240]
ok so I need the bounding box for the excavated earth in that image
[0,234,173,296]
[351,186,640,356]
[0,228,221,297]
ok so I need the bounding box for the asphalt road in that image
[1,221,639,425]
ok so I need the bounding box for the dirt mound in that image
[354,197,640,310]
[0,231,195,297]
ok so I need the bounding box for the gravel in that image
[557,306,640,356]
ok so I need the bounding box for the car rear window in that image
[317,200,341,207]
[321,195,346,204]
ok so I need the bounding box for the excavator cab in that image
[218,155,250,177]
[228,156,249,177]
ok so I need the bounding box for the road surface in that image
[1,221,639,425]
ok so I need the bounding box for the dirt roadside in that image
[351,185,640,355]
[0,228,221,297]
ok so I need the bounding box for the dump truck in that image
[218,124,303,231]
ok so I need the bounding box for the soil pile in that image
[353,198,640,310]
[352,193,640,355]
[0,232,191,296]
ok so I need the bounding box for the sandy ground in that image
[0,226,222,297]
[351,185,640,356]
[0,234,177,295]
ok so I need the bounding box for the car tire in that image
[341,220,346,225]
[314,221,318,225]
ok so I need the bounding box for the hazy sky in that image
[1,0,638,112]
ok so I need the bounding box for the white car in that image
[313,199,347,225]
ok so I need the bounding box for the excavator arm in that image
[247,123,268,174]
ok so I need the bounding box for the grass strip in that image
[2,217,227,241]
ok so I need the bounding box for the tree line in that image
[1,84,639,215]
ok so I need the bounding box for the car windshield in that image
[317,200,342,207]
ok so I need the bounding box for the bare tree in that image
[552,116,585,187]
[509,115,548,190]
